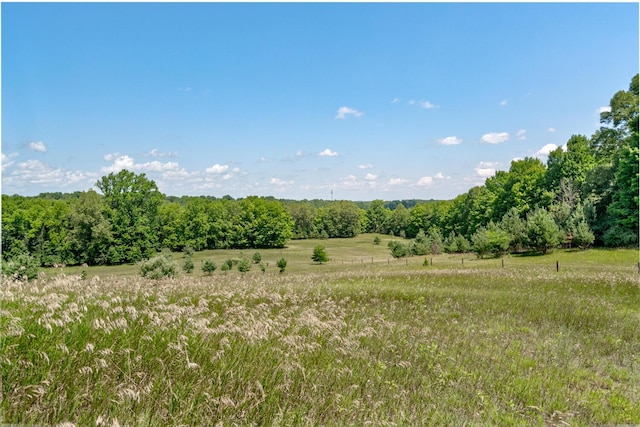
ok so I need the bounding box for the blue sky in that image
[2,2,638,200]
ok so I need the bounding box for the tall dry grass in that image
[2,266,639,425]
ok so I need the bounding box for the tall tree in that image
[96,170,164,264]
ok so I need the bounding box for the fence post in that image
[502,259,504,269]
[430,258,433,266]
[462,258,464,266]
[556,261,559,272]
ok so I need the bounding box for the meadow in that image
[2,234,639,426]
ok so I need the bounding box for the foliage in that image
[373,236,381,245]
[252,252,262,264]
[311,245,329,264]
[471,222,510,259]
[237,258,252,273]
[139,254,177,279]
[276,258,287,273]
[526,209,562,254]
[182,256,194,273]
[1,253,40,280]
[388,240,410,258]
[201,259,217,275]
[97,170,164,264]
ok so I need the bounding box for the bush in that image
[388,240,410,258]
[471,223,510,259]
[183,256,195,273]
[2,253,40,281]
[237,258,251,273]
[276,258,287,273]
[312,246,329,264]
[202,259,217,275]
[183,245,195,257]
[140,254,178,279]
[526,208,562,254]
[252,252,262,264]
[373,236,381,245]
[259,263,267,273]
[220,263,230,273]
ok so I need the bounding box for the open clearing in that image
[2,235,639,425]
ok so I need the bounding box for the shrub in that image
[373,236,381,245]
[252,252,262,264]
[471,222,510,259]
[526,208,562,254]
[183,256,195,273]
[388,241,410,258]
[140,254,177,279]
[201,259,217,275]
[220,263,230,273]
[2,254,40,281]
[311,246,329,264]
[259,263,267,273]
[276,258,287,273]
[237,258,251,273]
[183,245,195,257]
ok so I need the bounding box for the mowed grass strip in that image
[2,251,639,426]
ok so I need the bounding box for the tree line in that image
[2,74,637,273]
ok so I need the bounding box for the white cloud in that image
[7,159,90,186]
[391,97,401,104]
[364,173,378,181]
[270,177,293,186]
[475,161,500,178]
[295,150,303,157]
[389,178,410,186]
[205,164,229,174]
[29,141,47,152]
[535,143,565,159]
[547,127,556,133]
[358,163,373,169]
[500,99,508,106]
[416,176,433,186]
[101,155,179,174]
[516,129,527,141]
[407,99,416,105]
[1,152,18,171]
[148,148,177,158]
[481,132,509,144]
[597,106,612,114]
[335,106,363,119]
[435,172,445,180]
[318,148,338,157]
[437,136,462,146]
[419,100,438,109]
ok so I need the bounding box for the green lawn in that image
[3,236,639,425]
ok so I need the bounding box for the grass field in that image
[2,235,639,425]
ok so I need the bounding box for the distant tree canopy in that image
[2,75,638,270]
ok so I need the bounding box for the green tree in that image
[471,222,510,259]
[606,146,639,246]
[182,256,195,273]
[312,245,329,264]
[140,253,177,279]
[252,252,262,264]
[277,258,287,273]
[237,258,252,273]
[365,199,390,234]
[498,207,527,252]
[96,170,164,264]
[202,259,217,275]
[66,190,112,265]
[526,209,562,254]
